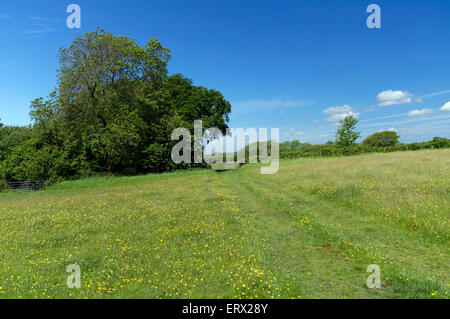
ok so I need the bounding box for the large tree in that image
[53,29,172,173]
[3,29,232,181]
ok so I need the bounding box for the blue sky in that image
[0,0,449,144]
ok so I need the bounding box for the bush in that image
[277,137,450,161]
[0,126,30,161]
[1,136,73,182]
[363,131,400,147]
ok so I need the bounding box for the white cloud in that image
[408,108,434,117]
[440,101,450,111]
[0,14,58,35]
[326,112,360,122]
[323,104,354,115]
[284,128,305,137]
[360,113,450,129]
[375,127,407,133]
[377,90,414,106]
[323,105,359,122]
[27,16,48,21]
[418,90,450,99]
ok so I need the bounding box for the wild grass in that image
[0,149,448,298]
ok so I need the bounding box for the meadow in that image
[0,149,448,299]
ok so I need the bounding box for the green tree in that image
[335,115,360,154]
[0,126,30,162]
[363,131,399,147]
[1,133,70,182]
[3,29,232,182]
[53,29,172,173]
[431,137,450,148]
[165,74,231,134]
[290,139,302,151]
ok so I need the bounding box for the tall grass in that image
[0,149,448,298]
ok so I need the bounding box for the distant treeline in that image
[243,122,449,161]
[278,136,450,159]
[216,134,450,163]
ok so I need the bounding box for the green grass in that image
[0,149,448,298]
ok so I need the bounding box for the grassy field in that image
[0,149,448,299]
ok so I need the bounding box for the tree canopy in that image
[363,131,400,147]
[335,115,361,153]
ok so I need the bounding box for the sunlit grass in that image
[0,149,448,298]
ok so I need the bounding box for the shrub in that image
[363,131,400,147]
